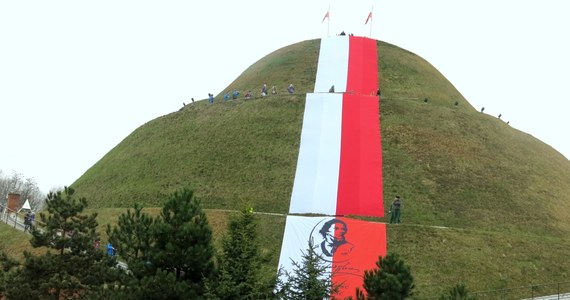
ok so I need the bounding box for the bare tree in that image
[0,170,46,211]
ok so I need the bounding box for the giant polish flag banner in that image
[289,35,383,217]
[278,216,387,299]
[282,36,385,298]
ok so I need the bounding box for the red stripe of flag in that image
[331,217,386,299]
[347,36,378,95]
[336,36,383,217]
[336,94,383,217]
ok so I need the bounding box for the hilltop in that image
[64,39,570,296]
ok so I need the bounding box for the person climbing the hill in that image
[271,85,277,95]
[261,83,268,96]
[389,196,402,224]
[287,83,295,94]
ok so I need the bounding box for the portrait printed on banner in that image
[310,218,354,263]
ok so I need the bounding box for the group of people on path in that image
[184,83,298,108]
[212,83,297,104]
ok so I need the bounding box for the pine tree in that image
[30,187,98,254]
[151,188,215,289]
[439,283,477,300]
[362,252,414,300]
[206,207,274,299]
[276,242,339,300]
[94,269,194,300]
[106,203,155,278]
[3,187,120,299]
[103,188,216,298]
[0,249,18,297]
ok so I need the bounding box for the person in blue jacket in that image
[107,243,116,256]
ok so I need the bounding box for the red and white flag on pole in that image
[365,11,373,25]
[322,10,330,23]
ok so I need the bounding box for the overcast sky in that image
[1,0,569,193]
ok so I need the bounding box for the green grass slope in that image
[65,39,570,297]
[0,223,46,260]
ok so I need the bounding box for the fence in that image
[416,281,570,300]
[0,202,29,231]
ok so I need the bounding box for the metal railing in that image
[0,203,29,231]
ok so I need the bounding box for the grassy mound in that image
[59,38,570,296]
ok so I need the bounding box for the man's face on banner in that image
[310,218,353,261]
[324,221,347,245]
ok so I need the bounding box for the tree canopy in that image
[2,187,120,299]
[362,252,415,300]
